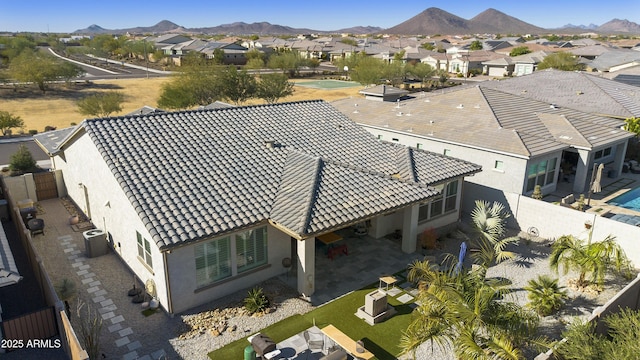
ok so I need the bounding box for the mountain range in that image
[73,8,640,35]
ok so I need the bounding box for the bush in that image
[244,287,270,315]
[28,129,37,135]
[524,275,568,316]
[9,144,37,172]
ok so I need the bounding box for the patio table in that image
[317,232,343,245]
[321,325,375,360]
[378,276,397,292]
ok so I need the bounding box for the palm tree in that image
[524,275,568,316]
[466,200,520,269]
[549,234,632,289]
[400,259,539,359]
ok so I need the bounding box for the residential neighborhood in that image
[2,4,640,360]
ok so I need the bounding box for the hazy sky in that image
[1,0,639,33]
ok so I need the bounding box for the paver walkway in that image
[31,198,180,359]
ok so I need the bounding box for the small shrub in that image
[524,275,568,316]
[44,125,57,131]
[70,122,77,126]
[244,287,270,315]
[420,228,438,249]
[28,129,37,135]
[532,184,543,200]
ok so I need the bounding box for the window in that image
[418,180,459,222]
[136,232,153,269]
[417,143,423,149]
[595,147,612,160]
[526,157,557,192]
[494,160,504,171]
[443,149,451,156]
[236,227,268,273]
[195,237,231,286]
[444,181,458,212]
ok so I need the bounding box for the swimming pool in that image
[607,187,640,211]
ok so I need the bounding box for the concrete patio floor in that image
[277,227,430,307]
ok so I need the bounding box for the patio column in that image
[401,204,419,254]
[297,238,315,298]
[613,141,628,177]
[573,149,591,193]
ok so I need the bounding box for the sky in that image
[1,0,639,33]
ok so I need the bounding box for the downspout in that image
[163,251,174,315]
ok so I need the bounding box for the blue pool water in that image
[607,187,640,211]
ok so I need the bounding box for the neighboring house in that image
[448,51,505,75]
[34,101,480,314]
[332,71,636,208]
[421,52,450,71]
[583,49,640,73]
[510,51,550,76]
[482,56,514,77]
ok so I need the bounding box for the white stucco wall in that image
[167,224,290,313]
[54,133,170,310]
[361,125,528,195]
[504,192,640,268]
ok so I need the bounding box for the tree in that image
[212,48,225,65]
[524,275,568,316]
[268,51,305,77]
[509,46,532,57]
[0,111,25,136]
[350,56,386,86]
[9,49,65,93]
[400,259,540,359]
[537,52,584,71]
[405,62,435,89]
[623,117,640,137]
[549,234,632,289]
[77,92,124,118]
[469,40,483,50]
[256,73,294,104]
[218,66,256,105]
[157,63,222,109]
[467,200,519,269]
[437,70,450,87]
[9,144,37,172]
[58,61,85,85]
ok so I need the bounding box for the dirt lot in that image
[0,78,363,133]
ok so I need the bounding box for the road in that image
[47,48,171,80]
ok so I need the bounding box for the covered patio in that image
[278,226,439,306]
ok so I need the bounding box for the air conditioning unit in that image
[83,229,109,258]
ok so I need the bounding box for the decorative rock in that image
[141,302,150,309]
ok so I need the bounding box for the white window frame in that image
[195,236,231,287]
[136,231,153,270]
[236,227,268,273]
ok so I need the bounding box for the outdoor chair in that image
[304,330,325,352]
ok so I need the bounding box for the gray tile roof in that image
[77,101,480,249]
[332,84,633,158]
[479,69,640,118]
[33,126,78,155]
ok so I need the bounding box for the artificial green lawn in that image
[208,278,415,360]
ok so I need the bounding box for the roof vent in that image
[474,104,480,109]
[576,90,583,95]
[353,104,359,113]
[456,104,464,109]
[264,139,276,149]
[396,112,403,116]
[550,104,558,109]
[424,98,430,103]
